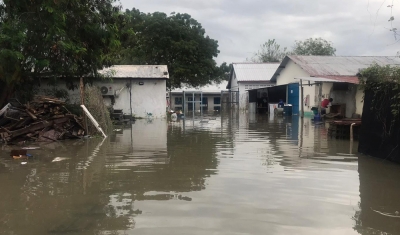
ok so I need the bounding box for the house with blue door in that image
[270,55,400,117]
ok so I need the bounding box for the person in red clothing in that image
[321,98,333,114]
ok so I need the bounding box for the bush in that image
[84,85,113,135]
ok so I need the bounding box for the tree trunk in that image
[0,82,14,108]
[80,77,88,135]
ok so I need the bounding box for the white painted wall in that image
[38,78,167,119]
[355,87,364,116]
[276,60,310,86]
[230,72,239,90]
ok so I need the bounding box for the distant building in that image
[226,63,279,110]
[169,81,228,112]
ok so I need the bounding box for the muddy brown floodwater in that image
[1,112,400,235]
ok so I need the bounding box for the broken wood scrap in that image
[0,96,86,144]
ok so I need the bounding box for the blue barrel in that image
[283,105,292,116]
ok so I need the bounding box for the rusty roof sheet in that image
[233,63,280,82]
[272,56,400,84]
[99,65,169,79]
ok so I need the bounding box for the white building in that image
[39,65,169,119]
[226,63,279,110]
[169,81,228,112]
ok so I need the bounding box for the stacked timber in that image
[0,96,85,143]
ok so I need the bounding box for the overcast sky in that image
[119,0,399,65]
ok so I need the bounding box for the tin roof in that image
[99,65,169,79]
[171,81,228,94]
[272,56,400,84]
[233,63,280,82]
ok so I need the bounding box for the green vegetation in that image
[0,0,121,106]
[0,3,227,107]
[116,9,227,88]
[358,64,400,135]
[251,37,336,62]
[250,39,289,63]
[292,38,336,56]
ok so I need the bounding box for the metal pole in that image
[130,79,133,120]
[318,83,322,115]
[300,79,304,118]
[183,91,186,116]
[221,90,223,111]
[201,91,203,118]
[192,92,195,118]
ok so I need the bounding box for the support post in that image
[300,79,304,118]
[130,79,133,120]
[192,92,194,115]
[350,123,356,141]
[318,82,323,115]
[183,91,185,115]
[201,91,203,117]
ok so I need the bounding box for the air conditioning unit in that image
[100,86,115,96]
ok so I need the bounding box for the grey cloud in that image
[119,0,399,64]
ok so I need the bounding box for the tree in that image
[250,39,288,63]
[117,9,222,89]
[0,0,121,106]
[292,38,336,56]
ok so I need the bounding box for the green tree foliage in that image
[358,64,400,135]
[0,0,121,105]
[251,39,288,62]
[117,9,223,89]
[292,37,336,56]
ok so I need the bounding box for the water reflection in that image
[1,112,400,234]
[354,156,400,235]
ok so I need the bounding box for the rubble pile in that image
[0,96,85,143]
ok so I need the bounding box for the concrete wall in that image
[38,78,167,119]
[276,60,310,86]
[230,72,239,90]
[355,87,364,116]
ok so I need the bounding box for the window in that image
[202,97,208,105]
[214,97,221,104]
[175,97,182,105]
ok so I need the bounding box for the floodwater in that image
[1,111,400,235]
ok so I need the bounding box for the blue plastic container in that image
[313,114,322,121]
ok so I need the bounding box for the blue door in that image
[287,83,299,115]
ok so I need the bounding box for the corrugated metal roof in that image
[233,63,280,82]
[171,81,228,94]
[272,56,400,84]
[290,55,400,76]
[99,65,169,79]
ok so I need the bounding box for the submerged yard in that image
[0,112,399,235]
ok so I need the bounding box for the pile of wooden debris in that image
[0,96,85,144]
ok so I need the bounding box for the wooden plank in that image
[0,103,11,117]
